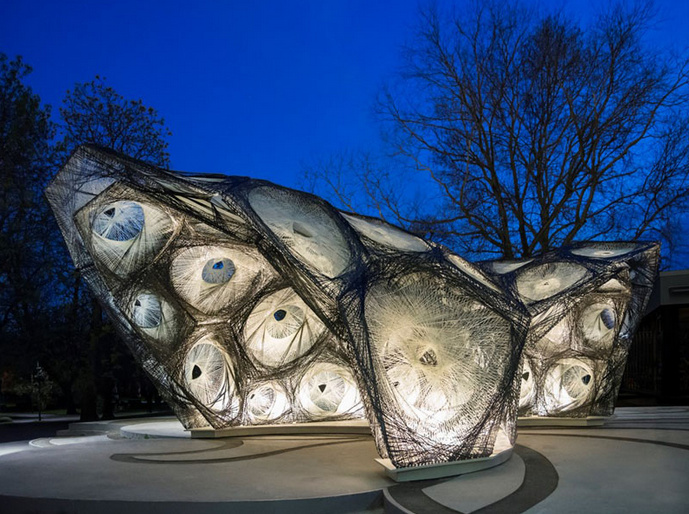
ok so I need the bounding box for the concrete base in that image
[376,447,513,482]
[518,415,608,427]
[190,419,372,438]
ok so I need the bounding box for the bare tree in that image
[306,1,689,263]
[60,75,172,166]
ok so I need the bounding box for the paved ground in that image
[0,406,687,513]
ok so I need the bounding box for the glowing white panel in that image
[571,245,636,258]
[447,254,500,292]
[131,293,161,328]
[184,337,235,412]
[246,381,289,422]
[243,288,325,368]
[171,245,269,314]
[128,291,178,344]
[490,259,532,274]
[341,213,428,252]
[90,201,174,276]
[297,362,362,418]
[365,275,510,440]
[536,317,571,353]
[516,263,588,303]
[579,301,617,344]
[248,187,351,277]
[543,358,594,413]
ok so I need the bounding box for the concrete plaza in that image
[0,406,687,513]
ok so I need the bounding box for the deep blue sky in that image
[2,0,687,188]
[1,0,423,185]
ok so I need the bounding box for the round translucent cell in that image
[571,245,637,258]
[88,200,174,278]
[131,293,162,328]
[365,274,511,436]
[201,258,235,284]
[516,262,588,302]
[248,187,351,278]
[265,305,305,339]
[341,213,428,252]
[490,259,532,274]
[544,358,594,412]
[297,363,361,418]
[184,340,234,411]
[171,245,269,315]
[447,254,500,292]
[92,201,145,241]
[580,302,617,344]
[246,382,289,422]
[243,289,324,368]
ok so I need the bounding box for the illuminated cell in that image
[246,382,289,422]
[519,360,535,409]
[248,186,351,277]
[92,201,144,241]
[243,288,325,368]
[516,262,588,303]
[580,302,617,344]
[171,245,268,314]
[571,245,636,258]
[365,274,511,438]
[447,254,500,292]
[87,199,174,277]
[297,363,361,418]
[131,293,162,328]
[342,213,428,252]
[184,338,234,411]
[489,259,532,274]
[543,358,594,413]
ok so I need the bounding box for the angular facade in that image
[46,146,530,468]
[480,242,660,418]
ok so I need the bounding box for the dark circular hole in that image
[273,309,287,321]
[419,349,438,366]
[192,365,202,380]
[582,374,591,385]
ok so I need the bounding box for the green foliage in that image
[0,57,172,418]
[0,53,59,340]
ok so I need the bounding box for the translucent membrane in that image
[248,187,351,277]
[341,213,428,252]
[243,288,325,368]
[184,338,234,411]
[516,262,588,303]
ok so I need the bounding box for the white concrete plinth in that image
[518,416,608,427]
[190,419,372,438]
[376,447,513,482]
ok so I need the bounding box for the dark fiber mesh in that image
[46,146,656,467]
[479,242,660,418]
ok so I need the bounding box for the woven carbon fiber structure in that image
[46,146,531,468]
[479,242,659,418]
